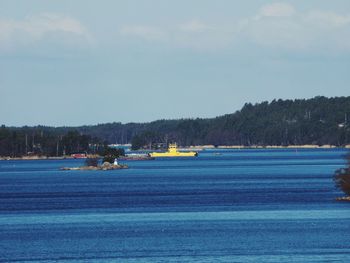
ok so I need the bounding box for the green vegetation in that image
[128,96,350,149]
[1,96,350,156]
[0,127,104,157]
[102,147,125,164]
[334,154,350,197]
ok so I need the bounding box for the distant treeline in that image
[1,96,350,155]
[129,96,350,148]
[0,129,104,157]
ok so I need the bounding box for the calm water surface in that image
[0,149,349,262]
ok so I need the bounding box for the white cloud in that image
[178,20,213,33]
[242,18,308,50]
[119,25,166,41]
[0,13,92,52]
[119,20,232,50]
[175,20,233,50]
[243,4,350,52]
[118,3,350,53]
[304,11,350,28]
[259,2,296,18]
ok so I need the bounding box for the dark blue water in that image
[0,149,349,262]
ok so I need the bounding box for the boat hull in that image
[149,143,198,158]
[149,152,198,157]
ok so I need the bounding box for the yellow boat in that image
[149,143,198,157]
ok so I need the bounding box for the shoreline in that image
[1,144,349,161]
[186,144,350,150]
[336,196,350,202]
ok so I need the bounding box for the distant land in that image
[1,96,350,157]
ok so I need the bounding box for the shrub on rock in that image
[334,154,350,196]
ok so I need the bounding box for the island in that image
[61,161,128,171]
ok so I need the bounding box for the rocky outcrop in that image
[60,162,128,171]
[336,196,350,202]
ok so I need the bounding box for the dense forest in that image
[1,96,350,156]
[0,128,104,157]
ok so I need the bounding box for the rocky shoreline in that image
[60,164,128,171]
[336,196,350,202]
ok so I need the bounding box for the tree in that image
[102,147,125,164]
[2,96,350,154]
[131,135,146,150]
[131,131,160,150]
[61,131,87,155]
[334,154,350,196]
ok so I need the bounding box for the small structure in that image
[71,153,87,159]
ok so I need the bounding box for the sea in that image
[0,148,349,262]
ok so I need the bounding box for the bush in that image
[334,154,350,196]
[103,147,125,158]
[102,156,115,164]
[101,147,125,164]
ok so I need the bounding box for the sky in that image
[1,0,350,126]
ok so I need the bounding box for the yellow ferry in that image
[149,143,198,157]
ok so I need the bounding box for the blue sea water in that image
[0,149,349,262]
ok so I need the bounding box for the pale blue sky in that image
[1,0,350,126]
